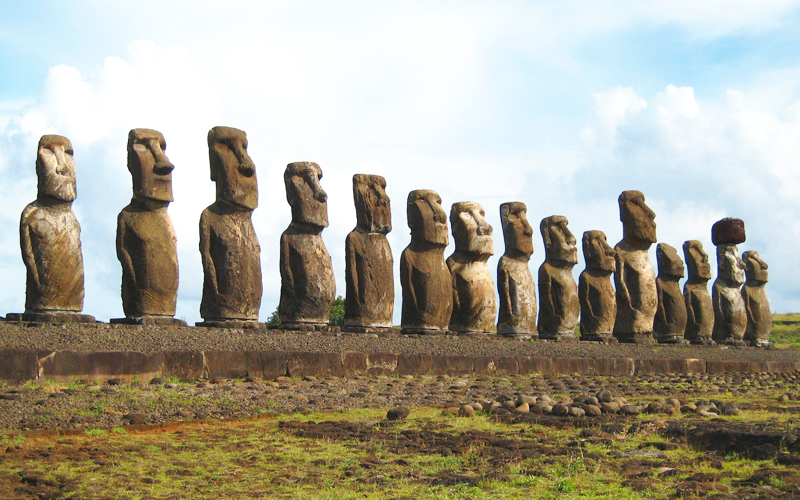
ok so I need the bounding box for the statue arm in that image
[579,276,594,321]
[345,234,358,303]
[400,253,417,312]
[279,233,294,300]
[538,266,554,318]
[614,253,631,308]
[497,266,513,319]
[199,213,219,297]
[19,209,40,292]
[116,215,136,286]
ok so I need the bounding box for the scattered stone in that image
[386,407,410,421]
[458,405,476,417]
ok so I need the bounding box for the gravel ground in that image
[1,371,799,432]
[0,322,799,362]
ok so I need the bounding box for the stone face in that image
[712,243,747,345]
[344,175,393,329]
[579,230,616,341]
[683,240,714,345]
[742,250,772,347]
[400,190,452,334]
[654,243,687,343]
[537,215,579,340]
[280,162,335,326]
[496,202,537,337]
[116,129,182,323]
[199,127,262,323]
[19,135,92,321]
[447,201,496,334]
[613,190,657,343]
[712,218,746,245]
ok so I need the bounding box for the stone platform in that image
[0,322,797,383]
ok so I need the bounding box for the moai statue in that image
[10,135,95,323]
[742,250,772,348]
[613,190,657,343]
[400,190,452,334]
[537,215,579,341]
[683,240,714,345]
[496,202,537,338]
[279,162,336,330]
[447,201,496,334]
[343,174,394,332]
[654,243,687,343]
[198,126,263,328]
[711,218,747,346]
[578,230,616,342]
[113,129,186,326]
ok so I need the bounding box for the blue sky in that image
[1,1,800,323]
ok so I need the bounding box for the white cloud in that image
[576,83,800,312]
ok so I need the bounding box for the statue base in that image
[341,326,397,334]
[656,335,689,345]
[714,337,748,348]
[281,322,341,333]
[687,336,715,346]
[579,333,618,343]
[614,332,656,344]
[111,316,187,327]
[455,331,494,338]
[538,331,580,343]
[196,320,266,330]
[498,332,536,340]
[6,311,97,324]
[401,327,452,336]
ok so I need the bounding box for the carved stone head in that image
[285,162,327,228]
[407,189,448,246]
[353,174,390,234]
[37,135,76,202]
[500,202,533,259]
[450,201,493,256]
[742,250,768,284]
[582,230,615,273]
[656,243,685,280]
[541,215,578,265]
[619,190,656,246]
[208,126,257,210]
[127,129,174,203]
[683,240,712,282]
[717,245,746,285]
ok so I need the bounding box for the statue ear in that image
[286,176,304,207]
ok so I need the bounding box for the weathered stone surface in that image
[280,162,336,327]
[713,241,747,346]
[447,201,495,334]
[0,349,39,383]
[161,351,205,380]
[18,135,93,323]
[742,250,772,347]
[683,240,714,345]
[654,243,687,344]
[579,230,616,342]
[537,215,579,340]
[613,190,657,343]
[496,202,537,338]
[401,190,452,334]
[199,127,262,324]
[38,351,163,383]
[116,129,184,325]
[344,174,393,328]
[204,351,286,380]
[712,217,746,245]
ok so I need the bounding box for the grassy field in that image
[2,398,800,499]
[771,313,800,350]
